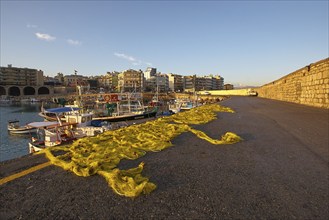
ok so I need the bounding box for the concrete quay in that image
[0,96,328,219]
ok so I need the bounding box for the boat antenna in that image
[74,70,82,107]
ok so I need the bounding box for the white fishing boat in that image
[39,106,81,122]
[0,96,12,104]
[169,90,200,113]
[7,120,37,134]
[168,99,198,113]
[20,98,41,103]
[91,92,158,123]
[28,107,111,153]
[28,121,78,153]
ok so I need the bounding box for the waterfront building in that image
[195,76,212,91]
[183,75,196,92]
[212,75,224,90]
[167,73,184,92]
[144,67,157,79]
[224,84,234,90]
[54,73,65,85]
[43,76,62,86]
[0,64,44,86]
[87,79,99,91]
[95,75,111,90]
[63,74,89,87]
[118,69,144,92]
[145,73,169,92]
[145,75,157,92]
[157,74,169,92]
[106,71,119,92]
[193,75,224,91]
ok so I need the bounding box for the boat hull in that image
[28,138,76,154]
[92,111,157,123]
[8,128,37,134]
[29,142,44,153]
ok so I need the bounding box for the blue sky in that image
[1,1,328,86]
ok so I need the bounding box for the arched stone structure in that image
[23,86,36,95]
[1,85,54,97]
[8,86,21,96]
[0,86,6,95]
[38,86,50,95]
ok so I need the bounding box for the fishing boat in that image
[39,106,81,122]
[40,106,110,132]
[91,97,158,123]
[168,99,198,113]
[28,107,112,153]
[0,96,12,104]
[148,88,163,107]
[28,121,78,153]
[7,120,37,134]
[20,98,41,103]
[168,90,200,113]
[92,107,158,122]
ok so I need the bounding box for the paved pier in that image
[0,96,328,219]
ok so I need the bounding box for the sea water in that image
[0,102,47,162]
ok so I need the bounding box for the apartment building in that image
[106,71,119,92]
[224,84,234,90]
[144,76,157,92]
[212,75,224,90]
[194,75,224,91]
[118,69,144,92]
[96,74,111,89]
[0,64,44,86]
[63,74,89,87]
[144,67,157,79]
[182,74,225,92]
[54,73,64,84]
[195,76,212,91]
[167,73,184,92]
[183,75,196,92]
[145,74,169,92]
[157,74,169,92]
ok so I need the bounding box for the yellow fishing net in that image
[43,104,242,197]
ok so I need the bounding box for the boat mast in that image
[155,74,159,102]
[74,70,82,108]
[193,74,197,105]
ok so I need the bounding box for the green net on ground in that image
[43,104,242,197]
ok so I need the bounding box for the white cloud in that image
[114,53,136,62]
[114,52,152,66]
[67,39,82,46]
[35,32,56,41]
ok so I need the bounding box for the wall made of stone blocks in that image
[256,58,329,108]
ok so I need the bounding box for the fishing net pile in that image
[43,104,242,197]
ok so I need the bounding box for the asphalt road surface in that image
[1,96,328,219]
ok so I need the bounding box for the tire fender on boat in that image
[104,95,110,102]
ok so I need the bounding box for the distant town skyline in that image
[1,1,328,87]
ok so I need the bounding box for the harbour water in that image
[0,101,164,162]
[0,102,52,162]
[0,97,186,162]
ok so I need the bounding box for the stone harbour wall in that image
[256,58,329,108]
